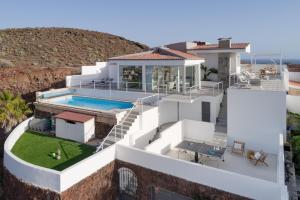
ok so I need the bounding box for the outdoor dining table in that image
[176,140,226,162]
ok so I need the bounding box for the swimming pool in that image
[53,96,134,111]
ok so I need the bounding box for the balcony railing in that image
[70,79,223,99]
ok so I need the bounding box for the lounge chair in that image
[232,140,245,155]
[247,150,269,167]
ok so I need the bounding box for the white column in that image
[183,65,186,92]
[177,66,180,92]
[142,65,146,92]
[117,64,120,89]
[196,64,201,88]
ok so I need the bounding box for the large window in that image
[185,65,196,87]
[120,66,142,89]
[146,66,180,92]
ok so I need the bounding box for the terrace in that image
[165,146,277,182]
[144,120,282,183]
[230,63,285,91]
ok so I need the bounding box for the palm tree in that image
[0,90,31,133]
[201,64,218,81]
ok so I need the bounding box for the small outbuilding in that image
[54,111,95,143]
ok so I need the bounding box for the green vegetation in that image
[288,112,300,133]
[200,64,218,81]
[11,131,95,171]
[0,90,31,133]
[292,136,300,174]
[289,112,300,174]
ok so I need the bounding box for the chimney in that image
[193,41,206,46]
[218,37,232,48]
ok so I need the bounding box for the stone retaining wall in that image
[3,159,249,200]
[3,167,60,200]
[115,160,249,200]
[3,161,117,200]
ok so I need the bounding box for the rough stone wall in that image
[3,162,117,200]
[61,161,117,200]
[95,122,114,139]
[115,160,248,200]
[3,167,60,200]
[35,109,54,118]
[3,159,249,200]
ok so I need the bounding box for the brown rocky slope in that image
[0,27,148,102]
[0,27,148,67]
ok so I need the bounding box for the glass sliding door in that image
[185,65,196,87]
[147,66,179,93]
[120,65,142,90]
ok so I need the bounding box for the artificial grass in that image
[11,131,95,171]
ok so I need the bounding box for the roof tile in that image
[55,111,94,123]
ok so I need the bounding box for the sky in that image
[0,0,299,58]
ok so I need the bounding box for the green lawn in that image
[11,131,95,171]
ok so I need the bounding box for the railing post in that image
[139,99,143,130]
[126,82,128,92]
[109,82,112,97]
[93,81,95,91]
[165,85,167,95]
[79,80,82,89]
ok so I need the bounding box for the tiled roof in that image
[189,43,249,50]
[109,48,203,61]
[164,48,201,60]
[55,111,94,123]
[287,64,300,72]
[290,81,300,87]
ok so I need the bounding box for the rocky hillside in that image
[0,28,148,101]
[0,27,148,67]
[0,66,79,102]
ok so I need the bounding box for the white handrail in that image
[96,94,160,152]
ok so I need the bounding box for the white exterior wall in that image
[81,62,108,75]
[158,94,223,125]
[59,145,115,191]
[55,118,95,143]
[158,101,178,125]
[5,118,287,198]
[4,117,115,192]
[183,120,215,142]
[227,89,286,154]
[116,144,283,200]
[145,121,183,154]
[287,95,300,114]
[4,118,62,192]
[66,74,101,87]
[289,72,300,82]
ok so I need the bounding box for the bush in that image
[291,136,300,174]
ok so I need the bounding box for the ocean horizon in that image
[241,58,300,65]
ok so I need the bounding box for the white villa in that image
[3,38,290,200]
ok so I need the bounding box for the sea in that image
[241,58,300,65]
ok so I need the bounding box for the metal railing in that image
[72,80,223,99]
[95,94,159,152]
[96,101,137,152]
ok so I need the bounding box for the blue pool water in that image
[54,96,134,110]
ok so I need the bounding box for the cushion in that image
[254,152,261,159]
[233,143,242,150]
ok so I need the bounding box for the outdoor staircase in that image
[215,93,227,133]
[96,109,139,151]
